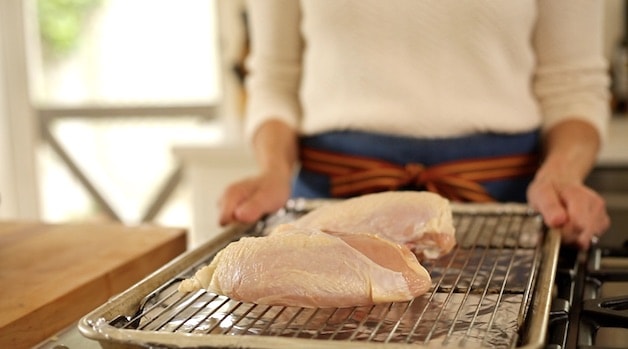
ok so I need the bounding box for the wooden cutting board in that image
[0,220,187,348]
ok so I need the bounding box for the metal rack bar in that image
[482,216,526,345]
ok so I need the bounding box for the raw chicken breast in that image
[178,227,431,308]
[291,191,456,259]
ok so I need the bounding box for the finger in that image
[590,194,611,234]
[233,190,277,223]
[218,181,255,226]
[576,232,594,250]
[561,187,589,244]
[529,184,568,228]
[235,178,293,224]
[569,222,592,249]
[561,218,595,249]
[218,196,239,226]
[576,200,610,249]
[559,220,580,246]
[562,186,609,249]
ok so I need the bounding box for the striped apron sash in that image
[299,147,539,202]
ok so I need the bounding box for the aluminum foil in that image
[127,282,523,348]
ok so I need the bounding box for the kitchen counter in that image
[0,221,187,348]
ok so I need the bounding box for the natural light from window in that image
[30,0,225,225]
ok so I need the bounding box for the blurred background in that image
[0,0,248,229]
[0,0,626,243]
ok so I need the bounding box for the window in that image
[29,0,226,225]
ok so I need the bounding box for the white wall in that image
[0,0,41,219]
[0,23,17,217]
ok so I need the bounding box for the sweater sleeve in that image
[532,0,610,141]
[243,0,303,142]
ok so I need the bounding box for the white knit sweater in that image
[243,0,610,141]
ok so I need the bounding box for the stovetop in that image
[547,207,628,349]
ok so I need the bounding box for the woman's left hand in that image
[527,175,610,249]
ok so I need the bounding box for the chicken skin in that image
[178,226,431,308]
[292,191,456,259]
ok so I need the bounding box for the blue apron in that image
[292,130,540,202]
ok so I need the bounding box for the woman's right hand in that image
[218,169,293,226]
[219,119,298,226]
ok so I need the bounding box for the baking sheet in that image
[78,201,560,349]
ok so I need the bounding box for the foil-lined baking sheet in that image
[91,202,544,348]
